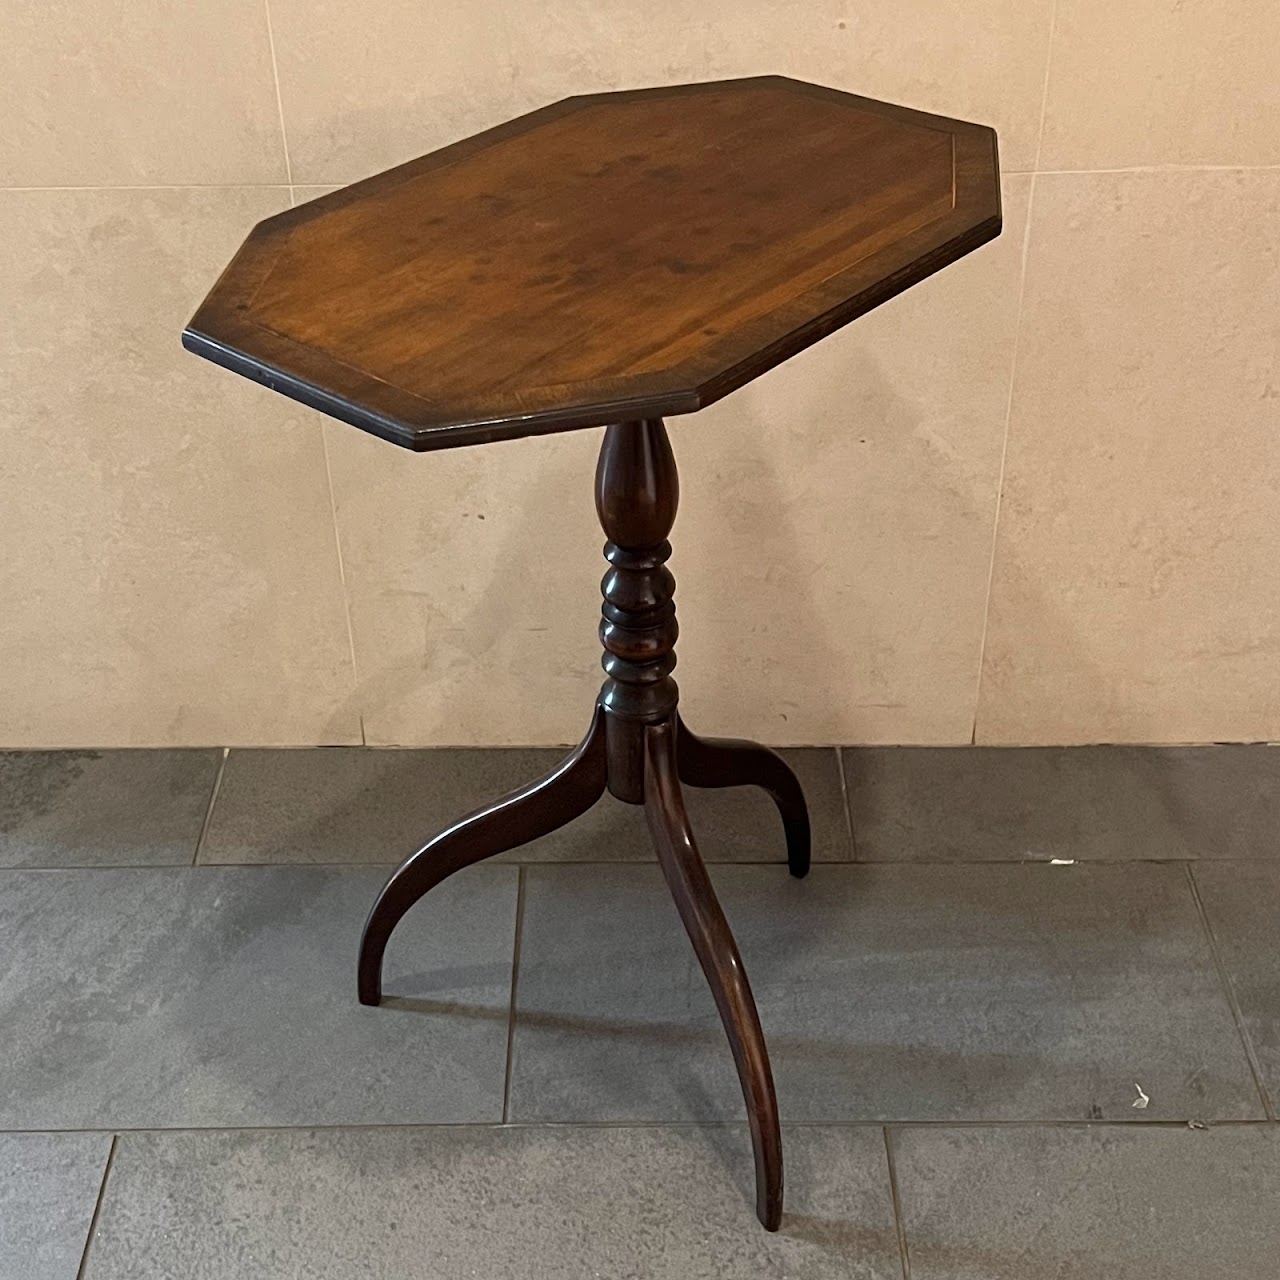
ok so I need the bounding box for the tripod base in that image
[357,703,809,1231]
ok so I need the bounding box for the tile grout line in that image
[883,1127,912,1280]
[7,854,1268,874]
[262,0,293,186]
[968,167,1039,745]
[501,866,528,1124]
[1027,164,1280,175]
[191,748,229,866]
[318,422,363,708]
[834,746,858,860]
[968,0,1059,743]
[264,1,359,714]
[285,165,363,731]
[1031,0,1061,173]
[0,183,298,192]
[74,1133,117,1280]
[1185,863,1277,1121]
[4,1117,1276,1139]
[4,166,1280,195]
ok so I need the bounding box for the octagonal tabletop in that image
[184,76,1001,452]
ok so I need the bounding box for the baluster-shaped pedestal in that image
[595,418,680,802]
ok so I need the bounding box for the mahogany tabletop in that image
[184,76,1000,452]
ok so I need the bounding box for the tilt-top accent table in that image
[184,76,1001,1231]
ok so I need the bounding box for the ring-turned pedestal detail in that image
[595,419,680,801]
[596,418,679,723]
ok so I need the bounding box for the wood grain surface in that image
[185,77,1000,450]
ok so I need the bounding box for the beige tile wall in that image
[1,0,1276,746]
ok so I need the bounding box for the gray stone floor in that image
[1,743,1279,1278]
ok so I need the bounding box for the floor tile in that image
[893,1124,1280,1280]
[845,745,1280,862]
[85,1125,899,1280]
[0,1132,112,1280]
[200,747,547,864]
[509,863,1260,1123]
[0,751,221,869]
[200,746,849,865]
[1193,862,1280,1113]
[0,866,516,1129]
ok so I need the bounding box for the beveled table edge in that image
[182,78,1001,452]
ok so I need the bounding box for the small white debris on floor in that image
[1049,858,1076,865]
[1188,1120,1208,1130]
[1133,1082,1150,1109]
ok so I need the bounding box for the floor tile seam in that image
[833,745,859,861]
[10,855,1280,875]
[1185,863,1277,1120]
[7,855,1263,872]
[883,1126,913,1280]
[73,1133,116,1280]
[13,741,1276,750]
[191,748,229,866]
[501,866,527,1124]
[7,1117,1275,1139]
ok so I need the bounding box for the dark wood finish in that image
[676,717,811,878]
[184,77,1000,450]
[355,418,808,1226]
[191,81,1001,1230]
[357,705,608,1006]
[596,419,680,802]
[644,717,784,1230]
